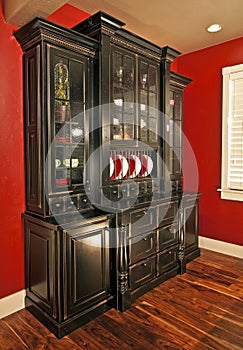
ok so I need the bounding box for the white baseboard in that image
[199,236,243,259]
[0,289,26,319]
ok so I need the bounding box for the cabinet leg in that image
[117,226,131,311]
[178,245,186,274]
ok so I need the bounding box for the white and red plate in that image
[114,155,129,179]
[141,155,153,177]
[129,154,141,178]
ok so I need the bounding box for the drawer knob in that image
[142,263,147,267]
[143,237,148,241]
[168,250,172,254]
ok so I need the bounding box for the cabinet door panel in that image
[184,203,198,253]
[24,221,56,317]
[130,207,156,235]
[66,227,110,317]
[129,257,156,290]
[157,246,178,275]
[129,232,156,265]
[158,224,178,250]
[158,201,178,227]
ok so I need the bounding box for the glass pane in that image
[123,90,134,104]
[140,117,148,142]
[70,146,84,185]
[174,120,181,148]
[149,117,157,143]
[174,92,182,120]
[113,52,123,85]
[173,147,181,174]
[55,144,71,187]
[70,60,84,118]
[148,65,157,92]
[123,55,134,89]
[149,92,157,110]
[140,90,148,115]
[54,58,70,123]
[124,114,134,140]
[169,91,175,119]
[140,62,148,90]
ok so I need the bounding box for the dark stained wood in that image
[1,249,242,349]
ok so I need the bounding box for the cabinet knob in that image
[143,237,148,241]
[142,263,147,267]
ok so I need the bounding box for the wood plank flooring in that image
[1,249,242,349]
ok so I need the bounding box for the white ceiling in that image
[3,0,243,54]
[69,0,243,53]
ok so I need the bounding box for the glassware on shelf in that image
[71,125,84,143]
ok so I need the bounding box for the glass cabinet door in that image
[111,47,136,141]
[139,60,159,145]
[51,49,87,192]
[169,89,182,175]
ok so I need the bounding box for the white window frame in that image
[220,63,243,202]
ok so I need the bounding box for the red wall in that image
[0,2,25,299]
[172,38,243,246]
[0,3,90,299]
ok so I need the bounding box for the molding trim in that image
[0,290,26,319]
[199,236,243,259]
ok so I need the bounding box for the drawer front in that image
[129,232,156,265]
[158,224,178,250]
[129,257,156,290]
[157,246,178,275]
[130,207,156,236]
[158,201,178,227]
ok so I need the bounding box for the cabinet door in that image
[139,58,159,146]
[168,89,183,176]
[49,47,89,194]
[111,46,136,141]
[184,200,199,254]
[24,220,56,318]
[129,231,156,265]
[65,226,110,317]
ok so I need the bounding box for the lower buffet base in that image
[25,248,200,338]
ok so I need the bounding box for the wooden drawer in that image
[158,201,178,227]
[158,224,178,250]
[130,207,156,236]
[129,232,156,265]
[129,257,156,290]
[157,246,178,275]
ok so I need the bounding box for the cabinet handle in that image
[142,263,147,267]
[168,250,172,255]
[143,237,148,241]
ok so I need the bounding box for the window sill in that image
[218,188,243,202]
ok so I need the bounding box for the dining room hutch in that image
[14,11,200,338]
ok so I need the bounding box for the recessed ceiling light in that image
[206,24,222,33]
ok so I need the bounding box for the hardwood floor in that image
[1,249,242,350]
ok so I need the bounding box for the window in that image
[220,64,243,201]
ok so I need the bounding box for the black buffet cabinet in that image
[14,12,200,338]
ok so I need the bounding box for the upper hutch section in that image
[14,12,191,218]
